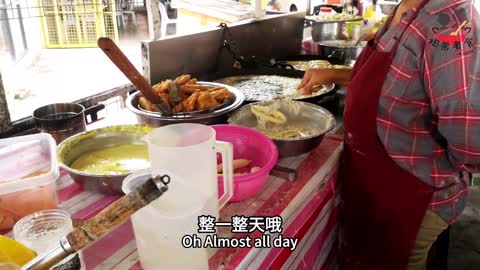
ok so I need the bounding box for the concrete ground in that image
[448,183,480,270]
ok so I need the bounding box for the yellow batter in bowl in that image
[70,144,149,175]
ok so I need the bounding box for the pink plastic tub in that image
[213,125,278,202]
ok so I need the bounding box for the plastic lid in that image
[122,169,153,194]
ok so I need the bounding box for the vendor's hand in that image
[297,69,336,95]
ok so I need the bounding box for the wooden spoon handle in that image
[66,177,167,250]
[97,37,171,114]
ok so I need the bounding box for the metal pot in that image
[228,100,336,158]
[126,82,244,127]
[319,39,367,64]
[311,21,343,42]
[309,17,363,42]
[378,1,398,15]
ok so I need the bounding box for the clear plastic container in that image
[13,209,84,269]
[0,133,59,230]
[13,209,72,253]
[143,124,234,219]
[123,169,210,270]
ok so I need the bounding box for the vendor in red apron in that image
[298,0,479,269]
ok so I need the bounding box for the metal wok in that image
[210,67,337,105]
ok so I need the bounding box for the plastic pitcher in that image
[123,169,211,270]
[143,123,234,219]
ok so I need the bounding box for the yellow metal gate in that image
[37,0,119,48]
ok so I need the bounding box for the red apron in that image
[339,1,436,269]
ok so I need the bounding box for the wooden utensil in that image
[21,175,170,270]
[97,37,172,115]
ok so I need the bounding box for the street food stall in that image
[0,5,375,269]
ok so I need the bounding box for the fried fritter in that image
[179,84,201,95]
[152,80,171,93]
[179,84,210,94]
[207,87,226,92]
[174,75,192,85]
[196,92,219,111]
[173,92,200,113]
[149,74,225,113]
[158,93,173,107]
[210,88,234,103]
[185,92,200,111]
[139,96,159,112]
[186,84,210,91]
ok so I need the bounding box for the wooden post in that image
[0,73,12,134]
[146,0,161,40]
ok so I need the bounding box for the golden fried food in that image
[139,96,159,112]
[251,166,261,173]
[159,93,173,107]
[152,80,171,93]
[173,92,200,113]
[217,159,252,173]
[172,103,183,113]
[196,92,219,111]
[186,84,210,91]
[185,92,200,112]
[174,75,191,85]
[210,88,234,103]
[141,74,235,114]
[207,87,226,92]
[179,84,211,94]
[179,84,201,95]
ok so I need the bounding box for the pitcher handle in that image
[215,141,234,209]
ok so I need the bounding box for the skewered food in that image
[139,74,235,114]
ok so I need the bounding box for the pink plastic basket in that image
[213,125,278,202]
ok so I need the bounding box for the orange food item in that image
[210,88,234,103]
[21,170,47,179]
[196,92,219,111]
[251,166,261,173]
[174,74,192,85]
[143,75,235,114]
[139,97,159,112]
[0,183,58,230]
